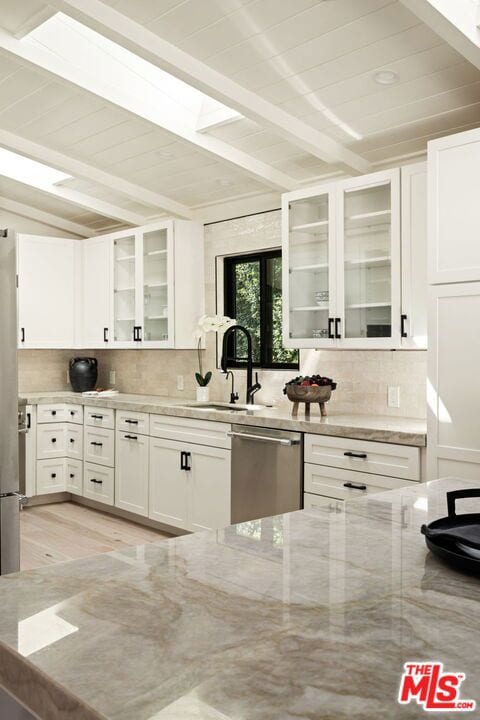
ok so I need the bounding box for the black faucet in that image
[221,324,261,405]
[224,370,239,404]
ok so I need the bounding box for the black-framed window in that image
[223,249,299,370]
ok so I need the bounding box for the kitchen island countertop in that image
[20,391,427,446]
[0,477,478,719]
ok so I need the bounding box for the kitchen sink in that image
[177,402,265,412]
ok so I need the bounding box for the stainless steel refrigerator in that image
[0,228,26,575]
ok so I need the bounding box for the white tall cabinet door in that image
[17,235,77,348]
[336,169,401,348]
[428,283,480,480]
[282,184,337,348]
[189,446,231,532]
[149,438,188,530]
[401,162,427,349]
[115,432,149,517]
[428,128,480,284]
[83,236,112,347]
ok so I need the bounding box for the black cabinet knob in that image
[51,438,57,443]
[70,473,74,478]
[51,410,56,416]
[51,473,56,479]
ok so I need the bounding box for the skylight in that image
[25,13,242,133]
[0,147,71,186]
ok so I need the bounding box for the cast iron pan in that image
[421,489,480,575]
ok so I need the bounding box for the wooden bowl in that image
[286,384,332,417]
[286,385,332,403]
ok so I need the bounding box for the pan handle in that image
[447,488,480,518]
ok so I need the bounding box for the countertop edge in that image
[19,393,427,447]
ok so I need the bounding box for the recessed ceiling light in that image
[373,70,399,85]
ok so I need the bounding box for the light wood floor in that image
[20,502,171,572]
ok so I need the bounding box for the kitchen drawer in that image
[37,459,66,494]
[116,409,149,435]
[149,414,231,449]
[304,434,420,481]
[37,423,67,460]
[37,404,69,424]
[84,427,114,467]
[66,404,83,425]
[85,406,115,430]
[304,463,410,503]
[66,459,83,495]
[84,462,114,505]
[304,492,344,514]
[66,423,83,461]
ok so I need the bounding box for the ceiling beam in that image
[0,29,299,192]
[399,0,480,71]
[0,196,91,237]
[0,168,146,225]
[0,129,194,219]
[47,0,371,175]
[13,7,56,39]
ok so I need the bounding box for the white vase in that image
[196,386,210,402]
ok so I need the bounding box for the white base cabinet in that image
[149,438,231,532]
[115,431,149,517]
[84,463,114,505]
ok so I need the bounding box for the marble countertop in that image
[0,477,478,719]
[20,391,427,446]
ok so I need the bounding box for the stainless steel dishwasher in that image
[228,424,303,524]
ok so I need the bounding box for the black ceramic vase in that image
[69,357,98,393]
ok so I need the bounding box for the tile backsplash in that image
[18,210,427,419]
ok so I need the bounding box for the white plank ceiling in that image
[1,0,480,235]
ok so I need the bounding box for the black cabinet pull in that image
[335,317,341,339]
[20,327,25,343]
[401,313,407,338]
[51,410,56,416]
[133,325,142,342]
[328,317,334,340]
[90,478,103,484]
[70,473,75,479]
[51,473,56,479]
[125,434,138,440]
[344,481,367,491]
[184,451,191,471]
[70,438,75,443]
[124,419,138,424]
[104,327,109,343]
[180,451,186,470]
[344,451,367,459]
[26,412,31,429]
[90,441,103,447]
[70,410,75,416]
[51,438,57,443]
[91,414,104,419]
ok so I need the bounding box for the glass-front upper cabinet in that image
[142,224,173,345]
[282,169,401,349]
[282,186,336,347]
[337,170,400,347]
[114,234,137,344]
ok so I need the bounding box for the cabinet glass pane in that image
[114,236,136,342]
[288,194,331,340]
[343,183,392,339]
[143,228,169,342]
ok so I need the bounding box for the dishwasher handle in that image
[227,430,300,446]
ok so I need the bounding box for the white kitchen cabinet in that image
[100,220,204,349]
[304,492,344,514]
[283,169,402,349]
[428,128,480,284]
[36,459,66,494]
[37,423,67,461]
[427,282,480,480]
[189,445,231,532]
[83,235,112,347]
[84,406,115,430]
[66,459,83,495]
[66,423,83,461]
[84,427,115,467]
[401,162,427,349]
[149,437,231,532]
[83,463,114,505]
[17,234,79,348]
[149,438,189,530]
[115,431,149,517]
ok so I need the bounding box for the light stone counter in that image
[20,391,426,446]
[0,477,478,719]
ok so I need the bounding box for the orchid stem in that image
[197,337,203,379]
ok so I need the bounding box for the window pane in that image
[232,259,261,363]
[266,256,298,365]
